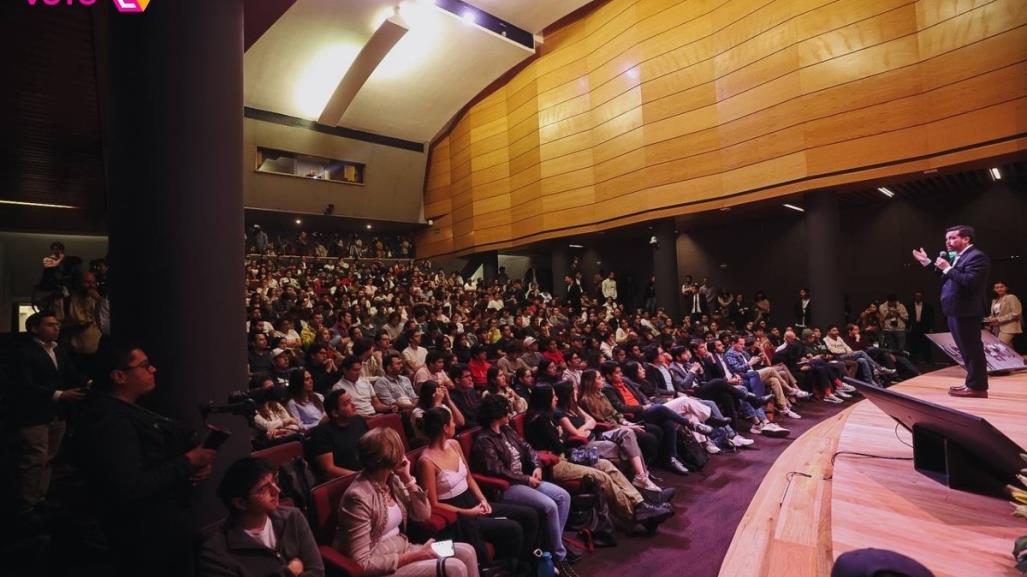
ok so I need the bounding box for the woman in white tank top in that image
[416,407,539,577]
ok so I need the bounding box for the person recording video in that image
[76,346,221,577]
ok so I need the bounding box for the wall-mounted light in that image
[295,218,303,225]
[569,244,584,248]
[0,199,79,209]
[366,224,373,230]
[783,203,804,213]
[877,187,895,198]
[990,167,1002,181]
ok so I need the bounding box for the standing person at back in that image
[912,225,991,397]
[14,312,89,520]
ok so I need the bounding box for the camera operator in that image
[878,294,909,353]
[76,346,220,577]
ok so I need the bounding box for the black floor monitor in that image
[843,377,1024,499]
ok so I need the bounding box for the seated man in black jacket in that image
[77,347,219,577]
[198,457,324,577]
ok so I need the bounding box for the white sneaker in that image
[781,408,802,419]
[761,422,791,437]
[633,474,662,492]
[838,383,856,393]
[750,422,763,434]
[823,394,844,404]
[794,390,812,399]
[704,441,721,454]
[730,435,755,447]
[835,390,852,399]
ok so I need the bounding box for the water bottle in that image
[534,549,555,577]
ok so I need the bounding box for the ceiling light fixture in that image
[0,199,79,209]
[295,218,302,225]
[569,244,584,249]
[366,224,373,230]
[990,167,1002,181]
[461,10,477,25]
[877,187,895,198]
[783,204,805,213]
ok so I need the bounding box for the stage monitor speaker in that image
[844,377,1023,499]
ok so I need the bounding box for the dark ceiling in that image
[1,3,106,233]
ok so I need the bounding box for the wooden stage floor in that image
[720,366,1027,577]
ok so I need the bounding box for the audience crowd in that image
[12,234,1021,577]
[247,226,415,259]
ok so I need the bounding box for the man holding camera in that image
[878,294,909,353]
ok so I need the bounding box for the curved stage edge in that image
[718,366,1027,577]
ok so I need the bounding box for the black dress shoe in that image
[642,486,676,504]
[708,415,733,427]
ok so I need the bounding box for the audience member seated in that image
[270,348,295,386]
[417,407,538,576]
[198,457,324,577]
[250,374,302,446]
[552,380,673,502]
[481,367,527,416]
[523,385,674,534]
[412,381,466,442]
[285,369,326,431]
[449,364,482,429]
[413,350,453,390]
[332,355,393,417]
[470,396,579,575]
[248,332,274,375]
[334,428,479,577]
[306,343,340,395]
[374,353,418,411]
[307,389,368,481]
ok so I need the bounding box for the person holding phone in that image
[334,427,479,577]
[76,346,219,577]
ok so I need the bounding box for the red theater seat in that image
[310,474,363,577]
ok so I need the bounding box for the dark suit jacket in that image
[601,380,651,419]
[699,353,727,380]
[794,299,813,327]
[15,341,87,426]
[928,246,990,318]
[907,300,935,333]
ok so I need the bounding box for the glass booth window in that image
[255,147,364,185]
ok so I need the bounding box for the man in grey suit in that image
[912,225,990,397]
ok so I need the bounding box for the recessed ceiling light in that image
[719,207,731,212]
[989,167,1002,181]
[295,218,302,225]
[877,187,895,198]
[0,199,79,209]
[569,244,584,249]
[461,10,477,25]
[783,203,805,213]
[366,224,373,230]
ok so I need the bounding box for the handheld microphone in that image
[938,250,948,262]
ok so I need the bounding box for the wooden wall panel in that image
[417,0,1027,258]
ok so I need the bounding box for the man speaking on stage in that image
[912,225,990,398]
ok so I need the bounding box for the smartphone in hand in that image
[430,540,455,559]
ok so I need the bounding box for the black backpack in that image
[676,427,709,471]
[277,455,316,517]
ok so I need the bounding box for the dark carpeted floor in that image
[569,397,851,577]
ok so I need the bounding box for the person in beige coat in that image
[333,427,479,577]
[986,281,1022,345]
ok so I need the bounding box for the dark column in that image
[551,243,569,298]
[652,219,680,320]
[481,250,499,283]
[98,0,248,525]
[806,191,844,329]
